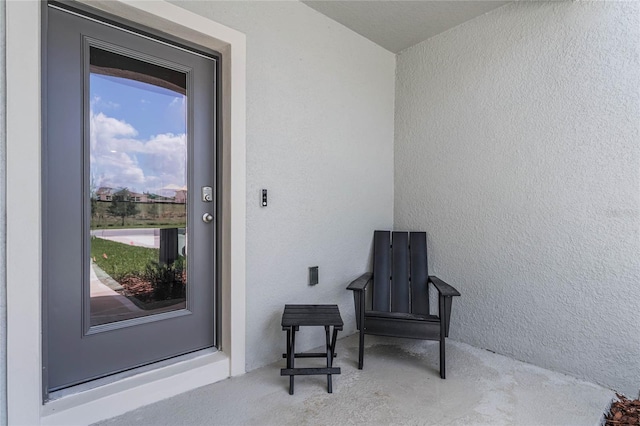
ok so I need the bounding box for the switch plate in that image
[261,189,267,207]
[309,266,319,286]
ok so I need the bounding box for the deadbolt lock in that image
[202,186,213,202]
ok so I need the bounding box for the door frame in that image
[5,1,246,424]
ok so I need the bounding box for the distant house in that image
[174,189,187,204]
[129,191,148,203]
[95,187,114,201]
[95,187,148,203]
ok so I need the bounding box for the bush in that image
[143,257,186,300]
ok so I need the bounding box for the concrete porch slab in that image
[94,334,613,425]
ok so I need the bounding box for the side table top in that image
[282,304,343,329]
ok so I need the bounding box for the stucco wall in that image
[171,1,395,371]
[394,1,640,396]
[0,0,7,422]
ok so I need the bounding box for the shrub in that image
[143,257,186,300]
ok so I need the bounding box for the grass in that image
[91,237,159,281]
[90,236,187,310]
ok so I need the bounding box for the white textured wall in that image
[0,0,7,422]
[395,1,640,396]
[171,1,395,370]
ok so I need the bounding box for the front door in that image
[45,4,217,392]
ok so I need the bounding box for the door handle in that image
[202,213,214,223]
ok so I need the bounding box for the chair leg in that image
[358,327,364,370]
[357,290,365,370]
[440,335,446,379]
[439,296,446,379]
[443,296,453,338]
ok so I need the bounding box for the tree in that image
[89,176,98,222]
[106,188,139,226]
[147,202,159,219]
[91,197,98,220]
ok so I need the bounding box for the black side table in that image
[280,304,344,395]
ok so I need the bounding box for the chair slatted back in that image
[371,230,429,314]
[372,231,391,311]
[391,232,409,312]
[410,232,429,315]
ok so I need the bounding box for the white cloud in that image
[90,112,137,143]
[90,111,185,194]
[91,96,120,110]
[166,96,186,130]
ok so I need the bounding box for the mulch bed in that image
[118,275,155,302]
[605,393,640,425]
[118,274,186,310]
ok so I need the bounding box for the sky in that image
[90,73,187,196]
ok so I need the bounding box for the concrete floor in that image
[94,334,613,425]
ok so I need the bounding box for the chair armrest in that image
[347,273,372,291]
[429,275,461,297]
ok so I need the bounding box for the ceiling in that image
[301,1,510,53]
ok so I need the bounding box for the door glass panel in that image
[89,46,188,326]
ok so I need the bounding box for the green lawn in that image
[91,237,158,281]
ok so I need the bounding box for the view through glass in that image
[89,46,188,326]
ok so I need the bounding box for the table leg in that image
[289,327,296,395]
[285,328,292,394]
[330,327,338,358]
[286,329,291,366]
[325,326,333,393]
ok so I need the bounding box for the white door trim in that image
[5,1,246,424]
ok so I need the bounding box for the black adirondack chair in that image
[347,230,460,378]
